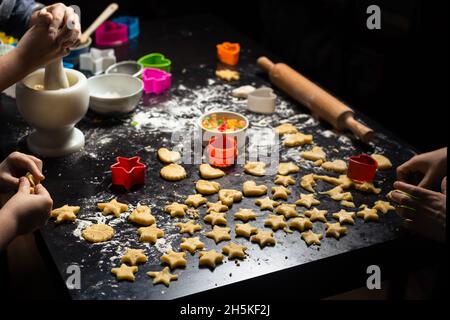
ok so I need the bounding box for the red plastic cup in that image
[208,135,237,167]
[347,154,377,183]
[110,156,146,190]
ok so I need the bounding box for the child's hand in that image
[0,152,45,193]
[2,177,53,236]
[15,3,80,70]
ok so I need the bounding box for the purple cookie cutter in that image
[95,21,128,46]
[142,68,171,94]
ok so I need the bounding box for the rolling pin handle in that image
[343,114,374,143]
[257,56,275,73]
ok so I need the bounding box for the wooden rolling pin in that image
[257,56,374,143]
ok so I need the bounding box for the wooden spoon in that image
[79,3,119,44]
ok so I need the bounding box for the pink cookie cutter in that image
[142,68,171,94]
[95,21,128,46]
[110,156,146,190]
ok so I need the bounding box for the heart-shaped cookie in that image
[158,148,181,164]
[243,181,267,196]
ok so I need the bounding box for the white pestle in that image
[44,59,69,90]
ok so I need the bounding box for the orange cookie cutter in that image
[217,42,240,66]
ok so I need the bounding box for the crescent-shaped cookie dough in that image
[199,163,225,179]
[371,154,392,170]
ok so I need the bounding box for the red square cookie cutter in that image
[347,154,377,182]
[217,42,240,66]
[110,156,146,190]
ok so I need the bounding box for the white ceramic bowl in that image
[87,74,143,114]
[105,60,143,77]
[197,111,249,148]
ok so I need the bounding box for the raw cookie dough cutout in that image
[147,267,178,287]
[325,222,347,239]
[165,202,188,218]
[321,160,347,173]
[301,230,323,246]
[354,181,381,194]
[234,208,257,222]
[231,85,256,98]
[121,249,148,265]
[275,204,298,219]
[371,154,392,170]
[219,189,243,206]
[244,161,266,176]
[82,224,114,243]
[222,242,247,259]
[161,250,187,269]
[216,69,240,81]
[295,193,320,208]
[205,226,231,243]
[97,199,128,218]
[160,163,187,181]
[196,180,221,194]
[357,205,379,222]
[332,210,356,225]
[274,175,296,187]
[289,217,313,232]
[373,200,395,214]
[304,208,328,223]
[300,174,317,193]
[199,163,225,179]
[207,201,229,213]
[235,223,258,238]
[176,220,202,235]
[128,205,156,226]
[320,186,353,201]
[243,181,268,196]
[51,205,80,223]
[340,200,355,208]
[314,174,354,189]
[300,146,326,162]
[277,162,300,175]
[255,197,279,211]
[251,230,276,248]
[199,249,224,268]
[180,237,205,254]
[283,132,313,147]
[275,123,298,135]
[157,148,181,163]
[26,172,40,194]
[204,211,227,225]
[111,264,138,281]
[271,186,291,200]
[137,225,164,243]
[185,194,207,208]
[264,214,287,231]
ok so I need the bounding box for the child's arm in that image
[0,151,44,193]
[0,0,42,38]
[0,177,53,251]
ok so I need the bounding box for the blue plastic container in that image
[113,16,140,40]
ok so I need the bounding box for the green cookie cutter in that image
[137,53,171,72]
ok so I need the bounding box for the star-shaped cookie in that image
[251,230,276,248]
[289,217,313,232]
[235,223,258,238]
[300,173,317,193]
[147,267,178,287]
[271,186,291,200]
[357,205,379,222]
[255,197,279,211]
[277,162,300,175]
[180,237,205,254]
[275,123,298,135]
[234,208,257,222]
[185,194,207,208]
[137,225,164,243]
[264,214,287,231]
[222,242,247,259]
[165,202,188,218]
[204,211,227,225]
[332,209,355,225]
[97,199,128,217]
[325,222,347,239]
[320,186,353,201]
[275,204,298,219]
[199,249,224,268]
[243,181,267,196]
[121,248,148,265]
[304,207,328,223]
[295,193,321,208]
[176,220,202,235]
[354,181,381,194]
[373,200,395,214]
[161,250,187,269]
[111,264,138,281]
[207,201,229,213]
[205,226,231,243]
[274,175,296,187]
[219,189,243,206]
[51,205,80,223]
[300,230,323,246]
[216,69,240,81]
[128,205,156,226]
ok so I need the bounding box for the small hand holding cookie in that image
[0,152,44,192]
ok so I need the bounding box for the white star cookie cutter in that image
[80,48,116,75]
[247,87,276,114]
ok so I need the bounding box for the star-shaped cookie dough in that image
[274,175,296,187]
[251,230,276,248]
[300,146,326,161]
[128,205,156,226]
[51,205,80,223]
[332,209,355,225]
[320,186,353,201]
[161,250,187,269]
[295,193,321,208]
[272,186,291,200]
[180,237,205,254]
[289,217,313,232]
[235,223,258,238]
[121,248,148,265]
[341,200,355,208]
[300,174,317,193]
[176,220,202,235]
[325,222,347,239]
[204,211,227,225]
[275,203,298,219]
[199,249,224,268]
[304,207,328,223]
[219,189,243,206]
[205,226,231,243]
[255,197,279,211]
[185,194,207,208]
[244,161,266,176]
[111,264,138,281]
[196,180,221,195]
[354,181,381,194]
[357,205,379,222]
[373,200,395,214]
[165,202,188,218]
[275,123,298,135]
[243,180,268,196]
[147,267,178,287]
[97,199,128,217]
[137,225,164,243]
[222,242,247,259]
[283,132,313,147]
[207,201,229,213]
[300,230,323,246]
[277,162,300,175]
[199,163,225,179]
[234,208,257,222]
[264,214,287,231]
[216,69,240,81]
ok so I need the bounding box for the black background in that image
[58,0,450,152]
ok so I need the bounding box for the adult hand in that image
[0,152,44,193]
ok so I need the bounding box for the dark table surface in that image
[0,14,430,300]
